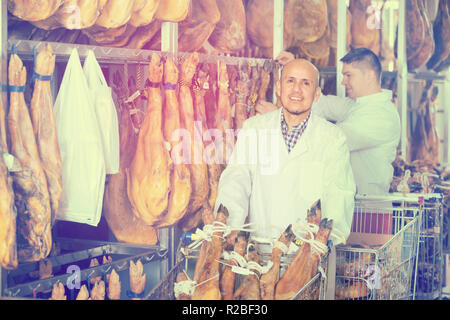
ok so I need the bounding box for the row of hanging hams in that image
[174,200,333,300]
[401,0,450,72]
[0,44,62,269]
[10,0,432,72]
[103,52,272,240]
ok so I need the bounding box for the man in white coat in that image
[257,48,401,196]
[215,58,356,249]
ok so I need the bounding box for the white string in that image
[173,270,221,299]
[292,219,319,241]
[397,169,411,193]
[187,222,256,250]
[292,218,328,257]
[273,240,289,254]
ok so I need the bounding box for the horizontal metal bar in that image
[355,192,443,203]
[8,39,271,67]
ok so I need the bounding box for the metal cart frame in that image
[335,193,431,300]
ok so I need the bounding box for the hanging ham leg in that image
[247,65,261,118]
[29,44,62,226]
[156,56,192,228]
[8,52,52,262]
[0,141,17,269]
[233,243,261,300]
[177,52,209,232]
[127,53,171,225]
[8,0,62,21]
[220,231,248,300]
[103,78,158,245]
[260,225,295,300]
[194,64,222,210]
[191,204,229,300]
[275,218,332,300]
[216,60,234,166]
[234,62,250,130]
[0,75,17,269]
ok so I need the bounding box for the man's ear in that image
[314,86,321,102]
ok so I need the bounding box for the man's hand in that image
[256,100,279,115]
[275,51,295,65]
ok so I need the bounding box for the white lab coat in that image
[312,90,401,195]
[214,109,356,245]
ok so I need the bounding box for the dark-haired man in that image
[257,48,400,195]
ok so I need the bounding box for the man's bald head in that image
[281,59,320,87]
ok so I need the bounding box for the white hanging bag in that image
[83,50,120,174]
[54,48,106,226]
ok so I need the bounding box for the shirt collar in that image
[280,110,311,133]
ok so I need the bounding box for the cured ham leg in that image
[191,204,229,300]
[233,243,261,300]
[220,231,248,300]
[94,0,135,29]
[349,0,380,55]
[0,146,17,269]
[260,225,295,300]
[426,0,450,71]
[275,218,332,300]
[30,44,62,226]
[127,53,171,225]
[177,52,209,232]
[49,282,66,300]
[129,259,146,300]
[234,62,250,130]
[156,56,191,228]
[8,0,62,21]
[107,269,121,300]
[247,65,261,118]
[216,60,234,166]
[284,0,328,48]
[0,90,17,269]
[8,52,52,262]
[194,64,222,210]
[103,94,158,245]
[209,0,246,53]
[90,280,106,300]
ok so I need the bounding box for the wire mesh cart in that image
[145,238,330,300]
[335,193,424,300]
[415,195,444,299]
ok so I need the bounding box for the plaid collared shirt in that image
[280,111,311,153]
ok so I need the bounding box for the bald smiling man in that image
[214,58,356,248]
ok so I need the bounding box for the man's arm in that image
[321,130,356,245]
[312,93,354,123]
[214,122,255,229]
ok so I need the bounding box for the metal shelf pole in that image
[336,0,348,97]
[0,0,7,297]
[397,0,408,159]
[272,0,284,103]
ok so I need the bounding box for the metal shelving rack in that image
[0,1,274,299]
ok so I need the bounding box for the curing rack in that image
[3,238,168,299]
[0,34,275,298]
